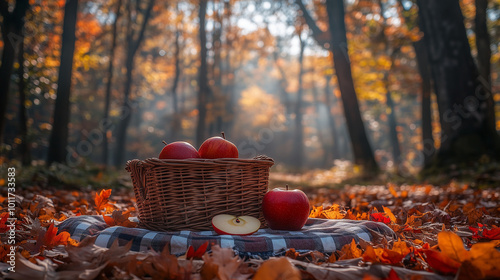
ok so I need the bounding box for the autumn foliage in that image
[1,182,500,279]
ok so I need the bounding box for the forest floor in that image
[1,162,500,279]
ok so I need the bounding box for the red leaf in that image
[187,241,209,259]
[422,249,461,274]
[383,268,401,280]
[370,213,391,224]
[42,223,73,248]
[470,225,500,240]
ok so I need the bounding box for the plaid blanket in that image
[58,216,396,258]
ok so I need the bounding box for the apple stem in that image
[162,140,168,146]
[286,184,289,190]
[221,132,226,139]
[235,218,240,223]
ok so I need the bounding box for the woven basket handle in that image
[126,159,148,201]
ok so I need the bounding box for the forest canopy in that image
[1,0,499,178]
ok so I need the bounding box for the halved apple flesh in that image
[211,214,261,236]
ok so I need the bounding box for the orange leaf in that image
[383,206,397,224]
[468,241,500,278]
[437,231,470,263]
[253,257,301,280]
[309,205,323,218]
[95,189,112,213]
[339,239,362,260]
[43,223,74,248]
[423,249,461,274]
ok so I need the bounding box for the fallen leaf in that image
[201,245,241,280]
[253,257,301,280]
[422,249,461,274]
[437,231,469,263]
[383,206,397,224]
[186,241,209,259]
[468,241,500,278]
[95,189,112,214]
[339,239,362,260]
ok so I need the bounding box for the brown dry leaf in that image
[437,231,469,263]
[252,257,301,280]
[201,245,241,280]
[339,239,362,260]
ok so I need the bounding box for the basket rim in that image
[125,155,274,168]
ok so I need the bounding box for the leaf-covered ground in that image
[1,178,500,279]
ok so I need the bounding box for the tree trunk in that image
[313,85,329,167]
[113,0,155,167]
[474,0,496,144]
[325,0,379,173]
[170,17,182,141]
[196,0,209,147]
[102,0,122,166]
[377,0,401,171]
[47,0,78,165]
[17,35,30,165]
[414,40,435,165]
[417,0,500,168]
[291,33,305,170]
[324,74,341,160]
[0,0,29,143]
[396,0,435,166]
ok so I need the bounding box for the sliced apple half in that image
[211,214,261,236]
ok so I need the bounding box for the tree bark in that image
[297,0,378,173]
[291,33,306,170]
[474,0,496,145]
[324,74,341,160]
[17,34,30,165]
[0,0,29,143]
[313,85,329,167]
[417,0,500,168]
[113,0,155,167]
[377,0,402,171]
[102,0,122,166]
[170,10,182,141]
[325,0,379,173]
[414,40,435,165]
[396,0,435,166]
[47,0,78,165]
[196,0,209,147]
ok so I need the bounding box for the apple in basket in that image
[198,132,238,159]
[212,214,261,235]
[158,141,201,159]
[262,185,310,231]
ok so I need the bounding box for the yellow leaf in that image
[437,231,470,263]
[383,206,397,224]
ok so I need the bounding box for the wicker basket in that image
[125,155,274,231]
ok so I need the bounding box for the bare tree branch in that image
[294,0,330,49]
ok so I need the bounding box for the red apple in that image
[262,185,310,231]
[198,132,238,159]
[212,214,261,235]
[158,141,201,159]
